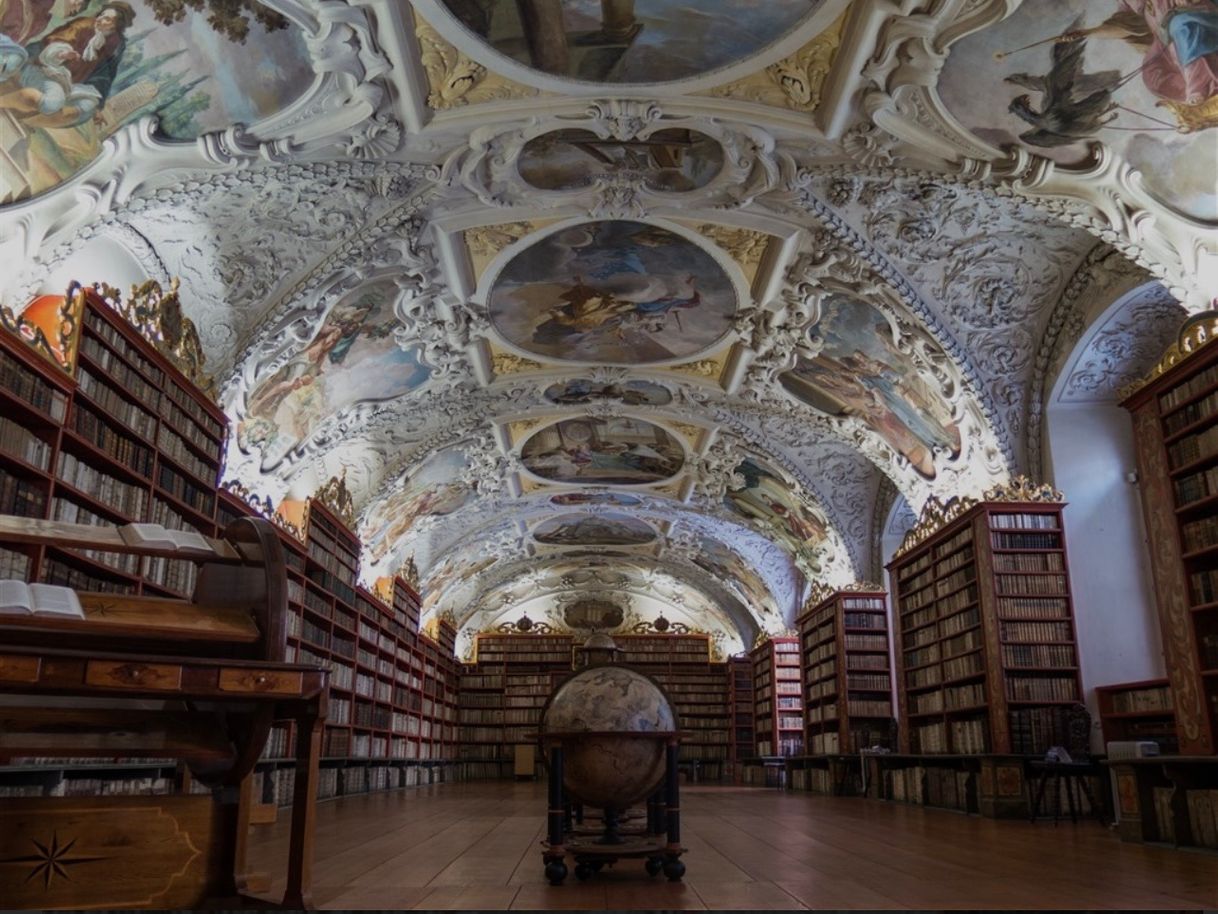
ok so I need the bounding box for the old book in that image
[119,522,213,554]
[0,579,84,618]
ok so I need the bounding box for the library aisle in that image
[245,782,1218,910]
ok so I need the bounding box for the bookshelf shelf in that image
[889,498,1083,757]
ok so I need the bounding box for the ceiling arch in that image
[0,0,1202,650]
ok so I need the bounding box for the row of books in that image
[0,345,67,420]
[56,450,147,518]
[936,546,975,577]
[0,468,46,517]
[1107,684,1172,714]
[72,403,154,477]
[0,545,30,579]
[457,708,542,725]
[1167,423,1218,470]
[76,366,157,439]
[993,551,1063,573]
[843,611,886,629]
[1001,620,1073,642]
[1160,358,1218,410]
[990,513,1059,530]
[0,414,52,471]
[157,424,216,486]
[844,633,888,651]
[997,596,1070,620]
[1001,643,1075,668]
[756,737,803,756]
[1005,675,1078,702]
[77,332,160,410]
[996,573,1066,596]
[1189,567,1218,604]
[990,531,1060,550]
[943,628,982,659]
[157,463,215,517]
[1173,463,1218,506]
[41,555,133,594]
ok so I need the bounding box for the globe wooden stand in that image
[541,740,686,884]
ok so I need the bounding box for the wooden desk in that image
[0,515,326,909]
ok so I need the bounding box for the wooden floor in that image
[247,781,1218,910]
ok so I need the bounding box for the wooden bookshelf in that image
[614,633,731,775]
[752,636,803,757]
[797,586,895,755]
[888,485,1083,756]
[218,488,461,804]
[1096,678,1177,753]
[460,633,577,779]
[1123,324,1218,756]
[728,655,754,770]
[0,285,224,603]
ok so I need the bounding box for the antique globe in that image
[540,664,678,812]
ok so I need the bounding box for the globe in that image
[540,664,678,811]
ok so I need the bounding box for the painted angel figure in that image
[1063,1,1218,131]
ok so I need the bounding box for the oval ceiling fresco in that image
[533,512,657,546]
[519,128,723,192]
[437,0,825,84]
[936,0,1218,221]
[0,0,313,204]
[488,220,737,364]
[778,294,960,480]
[543,377,672,406]
[520,416,685,485]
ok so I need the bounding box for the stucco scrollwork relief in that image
[855,0,1217,310]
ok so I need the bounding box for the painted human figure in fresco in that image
[239,293,393,449]
[365,482,472,564]
[0,1,134,127]
[0,0,84,77]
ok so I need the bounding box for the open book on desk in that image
[119,523,215,555]
[0,579,85,618]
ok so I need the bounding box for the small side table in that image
[1027,760,1105,825]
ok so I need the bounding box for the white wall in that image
[1046,403,1165,751]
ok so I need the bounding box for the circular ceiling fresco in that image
[520,416,685,484]
[488,220,737,364]
[437,0,825,84]
[533,512,657,545]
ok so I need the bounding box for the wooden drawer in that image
[85,660,183,691]
[0,654,40,683]
[217,668,303,695]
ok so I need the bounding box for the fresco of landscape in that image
[360,447,476,566]
[779,294,960,480]
[238,279,430,471]
[519,127,723,192]
[724,455,827,568]
[533,512,657,545]
[0,0,314,203]
[521,416,685,484]
[437,0,823,84]
[937,0,1218,220]
[489,220,736,364]
[543,377,672,406]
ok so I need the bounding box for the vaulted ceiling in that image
[2,0,1210,657]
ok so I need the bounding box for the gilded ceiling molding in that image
[413,12,539,109]
[464,222,536,279]
[313,471,358,527]
[1122,312,1218,400]
[692,225,772,282]
[705,11,847,112]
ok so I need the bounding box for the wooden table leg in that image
[282,711,322,909]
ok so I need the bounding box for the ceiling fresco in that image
[0,0,313,203]
[486,220,738,364]
[0,0,1205,650]
[434,0,826,84]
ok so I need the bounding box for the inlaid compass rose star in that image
[1,832,109,890]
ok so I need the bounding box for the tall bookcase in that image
[752,636,803,756]
[615,633,731,775]
[219,489,460,804]
[798,586,895,755]
[0,285,224,602]
[458,633,575,780]
[1096,679,1176,753]
[1123,325,1218,756]
[888,484,1083,756]
[728,655,754,767]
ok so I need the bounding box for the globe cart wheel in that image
[645,856,663,877]
[544,859,568,885]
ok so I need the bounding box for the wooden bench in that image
[0,515,326,909]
